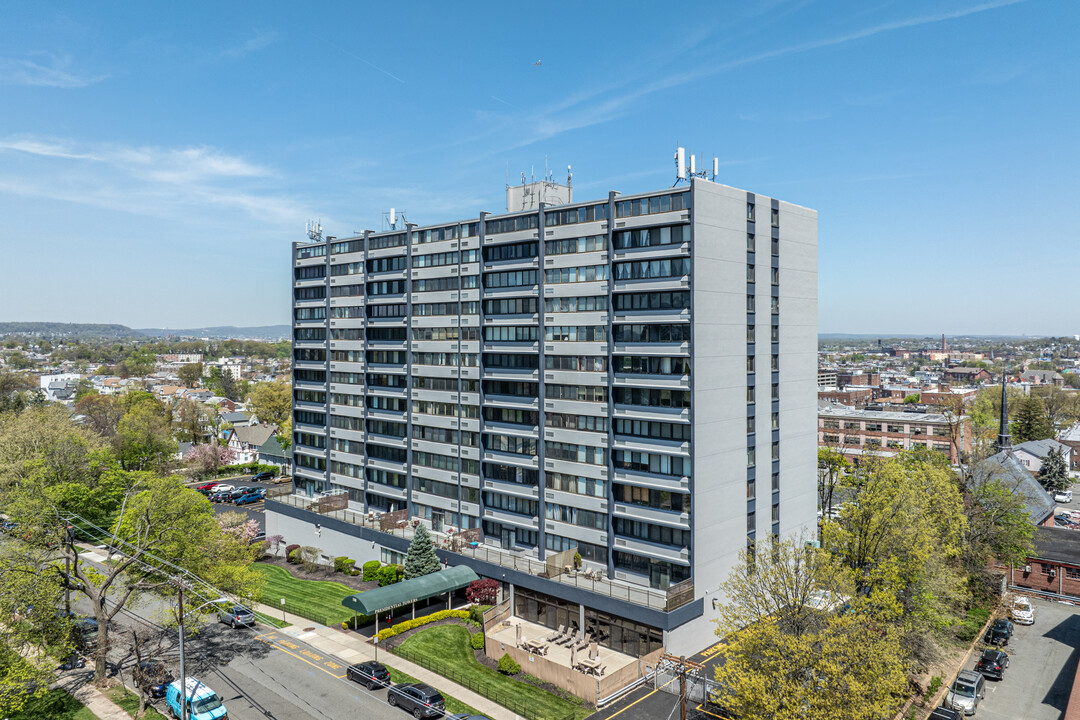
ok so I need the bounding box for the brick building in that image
[817,403,969,464]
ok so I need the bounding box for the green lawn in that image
[386,665,484,717]
[6,689,97,720]
[398,624,591,720]
[104,686,168,718]
[252,563,356,625]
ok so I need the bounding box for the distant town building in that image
[818,402,969,464]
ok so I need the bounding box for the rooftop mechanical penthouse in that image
[273,174,818,655]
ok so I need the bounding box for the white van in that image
[165,677,228,720]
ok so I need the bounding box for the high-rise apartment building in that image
[280,176,817,654]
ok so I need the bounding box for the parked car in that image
[217,603,255,628]
[57,652,85,670]
[928,706,963,720]
[208,491,231,503]
[984,618,1014,646]
[974,648,1009,680]
[251,471,276,482]
[72,617,98,651]
[196,483,218,491]
[1055,489,1073,503]
[1055,515,1078,528]
[210,484,234,494]
[165,677,227,720]
[134,659,173,698]
[1011,597,1036,625]
[346,661,391,690]
[233,491,262,506]
[387,682,445,718]
[945,670,985,716]
[227,487,254,501]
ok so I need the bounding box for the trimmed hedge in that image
[334,556,356,574]
[497,653,521,675]
[342,612,375,630]
[285,544,300,563]
[378,564,403,587]
[376,609,470,641]
[362,560,381,581]
[468,604,489,625]
[470,631,486,650]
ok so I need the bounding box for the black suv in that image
[928,707,962,720]
[984,618,1013,646]
[975,648,1010,680]
[252,471,276,482]
[134,659,173,698]
[387,682,445,718]
[347,661,391,690]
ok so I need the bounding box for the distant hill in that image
[135,325,291,340]
[0,322,143,340]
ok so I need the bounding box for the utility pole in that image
[679,655,687,720]
[64,525,74,617]
[178,579,187,720]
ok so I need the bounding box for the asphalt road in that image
[967,596,1080,720]
[62,558,403,719]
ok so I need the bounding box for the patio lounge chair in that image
[546,624,565,642]
[558,630,581,647]
[572,633,593,652]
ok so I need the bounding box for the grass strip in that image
[252,563,356,626]
[6,689,97,720]
[104,686,168,719]
[385,665,484,717]
[398,624,591,720]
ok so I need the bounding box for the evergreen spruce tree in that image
[404,523,441,579]
[1038,446,1070,493]
[1011,396,1054,443]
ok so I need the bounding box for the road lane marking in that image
[255,632,346,679]
[605,676,677,719]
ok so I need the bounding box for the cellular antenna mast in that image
[306,220,323,242]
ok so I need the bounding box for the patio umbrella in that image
[516,622,522,647]
[570,645,577,670]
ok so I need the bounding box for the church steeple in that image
[997,370,1012,452]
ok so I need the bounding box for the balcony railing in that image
[266,490,693,612]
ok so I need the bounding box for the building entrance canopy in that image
[341,565,479,616]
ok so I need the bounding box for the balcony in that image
[266,489,693,612]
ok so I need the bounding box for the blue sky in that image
[0,0,1075,335]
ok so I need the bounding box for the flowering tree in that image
[217,511,261,545]
[186,443,234,478]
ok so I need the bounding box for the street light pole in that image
[178,581,187,720]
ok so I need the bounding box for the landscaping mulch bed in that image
[256,555,380,593]
[380,617,477,651]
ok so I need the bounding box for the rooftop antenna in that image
[389,208,397,228]
[306,220,323,242]
[712,156,719,182]
[567,164,572,188]
[674,146,687,186]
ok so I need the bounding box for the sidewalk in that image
[65,682,134,720]
[253,602,515,720]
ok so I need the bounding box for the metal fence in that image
[391,643,578,720]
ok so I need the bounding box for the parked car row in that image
[345,661,490,719]
[196,483,266,505]
[938,606,1029,716]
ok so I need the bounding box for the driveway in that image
[971,596,1080,720]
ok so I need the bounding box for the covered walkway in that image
[341,565,479,631]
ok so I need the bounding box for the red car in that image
[196,483,217,491]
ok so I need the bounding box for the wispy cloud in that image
[320,37,405,84]
[0,55,107,88]
[503,0,1025,150]
[0,135,309,225]
[220,29,278,59]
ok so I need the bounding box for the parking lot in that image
[961,596,1080,719]
[200,478,288,533]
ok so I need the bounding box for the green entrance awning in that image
[341,565,479,616]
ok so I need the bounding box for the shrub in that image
[378,564,403,587]
[284,544,300,562]
[300,546,321,572]
[465,579,499,605]
[468,604,490,625]
[573,551,582,569]
[342,612,375,630]
[362,560,382,581]
[374,609,470,641]
[350,568,360,576]
[287,548,300,564]
[334,557,355,574]
[470,631,486,650]
[497,653,521,675]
